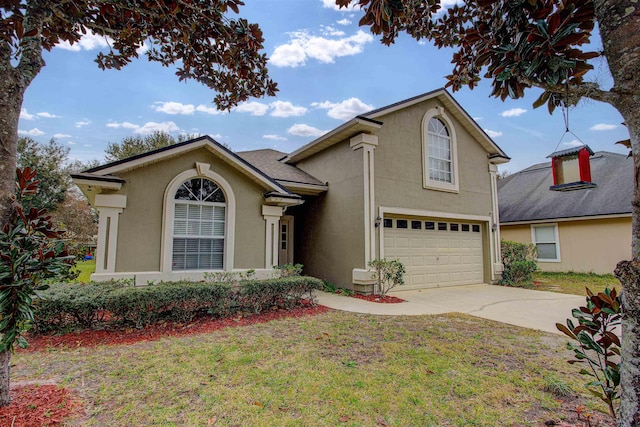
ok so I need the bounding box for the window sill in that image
[423,181,459,193]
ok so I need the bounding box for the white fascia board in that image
[89,137,289,195]
[501,213,632,226]
[72,177,122,190]
[379,206,491,223]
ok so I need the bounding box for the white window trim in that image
[531,223,561,262]
[161,165,236,272]
[421,106,459,193]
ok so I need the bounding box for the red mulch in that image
[0,385,80,427]
[352,294,405,304]
[18,304,331,353]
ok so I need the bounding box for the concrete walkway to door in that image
[315,284,584,334]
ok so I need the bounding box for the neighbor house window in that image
[531,224,560,262]
[172,178,226,270]
[423,108,459,192]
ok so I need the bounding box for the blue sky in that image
[18,0,628,173]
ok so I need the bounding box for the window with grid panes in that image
[172,178,226,270]
[428,118,453,183]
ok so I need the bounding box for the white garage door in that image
[384,218,485,290]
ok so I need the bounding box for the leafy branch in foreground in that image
[556,287,621,422]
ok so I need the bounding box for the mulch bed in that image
[19,304,332,353]
[9,304,331,426]
[0,385,80,427]
[352,294,405,304]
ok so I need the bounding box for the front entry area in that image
[278,215,294,266]
[383,217,484,290]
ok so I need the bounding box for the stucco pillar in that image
[94,194,127,274]
[262,205,284,268]
[489,163,503,280]
[350,133,379,266]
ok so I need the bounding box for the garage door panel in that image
[385,219,484,290]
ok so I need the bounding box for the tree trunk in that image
[0,350,11,406]
[593,1,640,425]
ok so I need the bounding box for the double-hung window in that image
[172,178,226,270]
[531,224,561,262]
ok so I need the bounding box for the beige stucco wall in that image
[373,98,492,215]
[294,141,365,288]
[501,217,632,274]
[109,147,267,272]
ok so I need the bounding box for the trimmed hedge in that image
[32,276,323,333]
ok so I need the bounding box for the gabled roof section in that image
[81,136,291,195]
[498,151,632,223]
[363,88,509,162]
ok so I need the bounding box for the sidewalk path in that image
[315,284,584,334]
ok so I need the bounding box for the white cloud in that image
[153,101,195,115]
[321,25,346,37]
[562,139,584,148]
[36,112,61,118]
[67,141,76,145]
[75,120,91,128]
[484,129,503,138]
[18,128,45,136]
[270,30,373,67]
[263,134,288,141]
[56,33,113,51]
[270,101,308,118]
[53,133,72,138]
[321,0,359,11]
[106,121,139,129]
[336,18,351,25]
[137,41,149,55]
[196,105,223,115]
[209,133,223,140]
[134,121,180,135]
[590,123,617,131]
[235,101,269,116]
[500,108,527,117]
[287,124,327,138]
[312,97,374,121]
[20,109,34,120]
[473,116,483,122]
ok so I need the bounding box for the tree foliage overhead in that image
[337,0,610,111]
[1,0,277,110]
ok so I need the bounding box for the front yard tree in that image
[0,0,276,407]
[336,0,639,424]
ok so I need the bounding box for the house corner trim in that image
[351,133,379,266]
[94,195,127,274]
[262,205,285,268]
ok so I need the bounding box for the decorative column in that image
[489,163,503,280]
[350,133,379,265]
[94,194,127,274]
[262,205,284,268]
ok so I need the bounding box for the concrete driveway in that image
[315,284,584,334]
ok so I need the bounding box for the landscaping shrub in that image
[368,258,406,297]
[32,276,324,333]
[500,239,538,286]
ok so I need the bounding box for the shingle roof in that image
[498,151,632,223]
[236,149,325,186]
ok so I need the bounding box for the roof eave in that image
[283,117,383,164]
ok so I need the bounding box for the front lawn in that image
[71,259,95,283]
[14,310,610,426]
[532,271,619,296]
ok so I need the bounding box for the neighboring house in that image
[498,147,632,274]
[72,88,509,291]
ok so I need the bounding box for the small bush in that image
[368,258,405,297]
[273,263,303,278]
[500,240,538,286]
[33,276,324,333]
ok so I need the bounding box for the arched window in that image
[172,178,226,270]
[427,118,452,183]
[422,108,459,192]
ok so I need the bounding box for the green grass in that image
[532,271,619,296]
[14,311,608,426]
[70,259,95,283]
